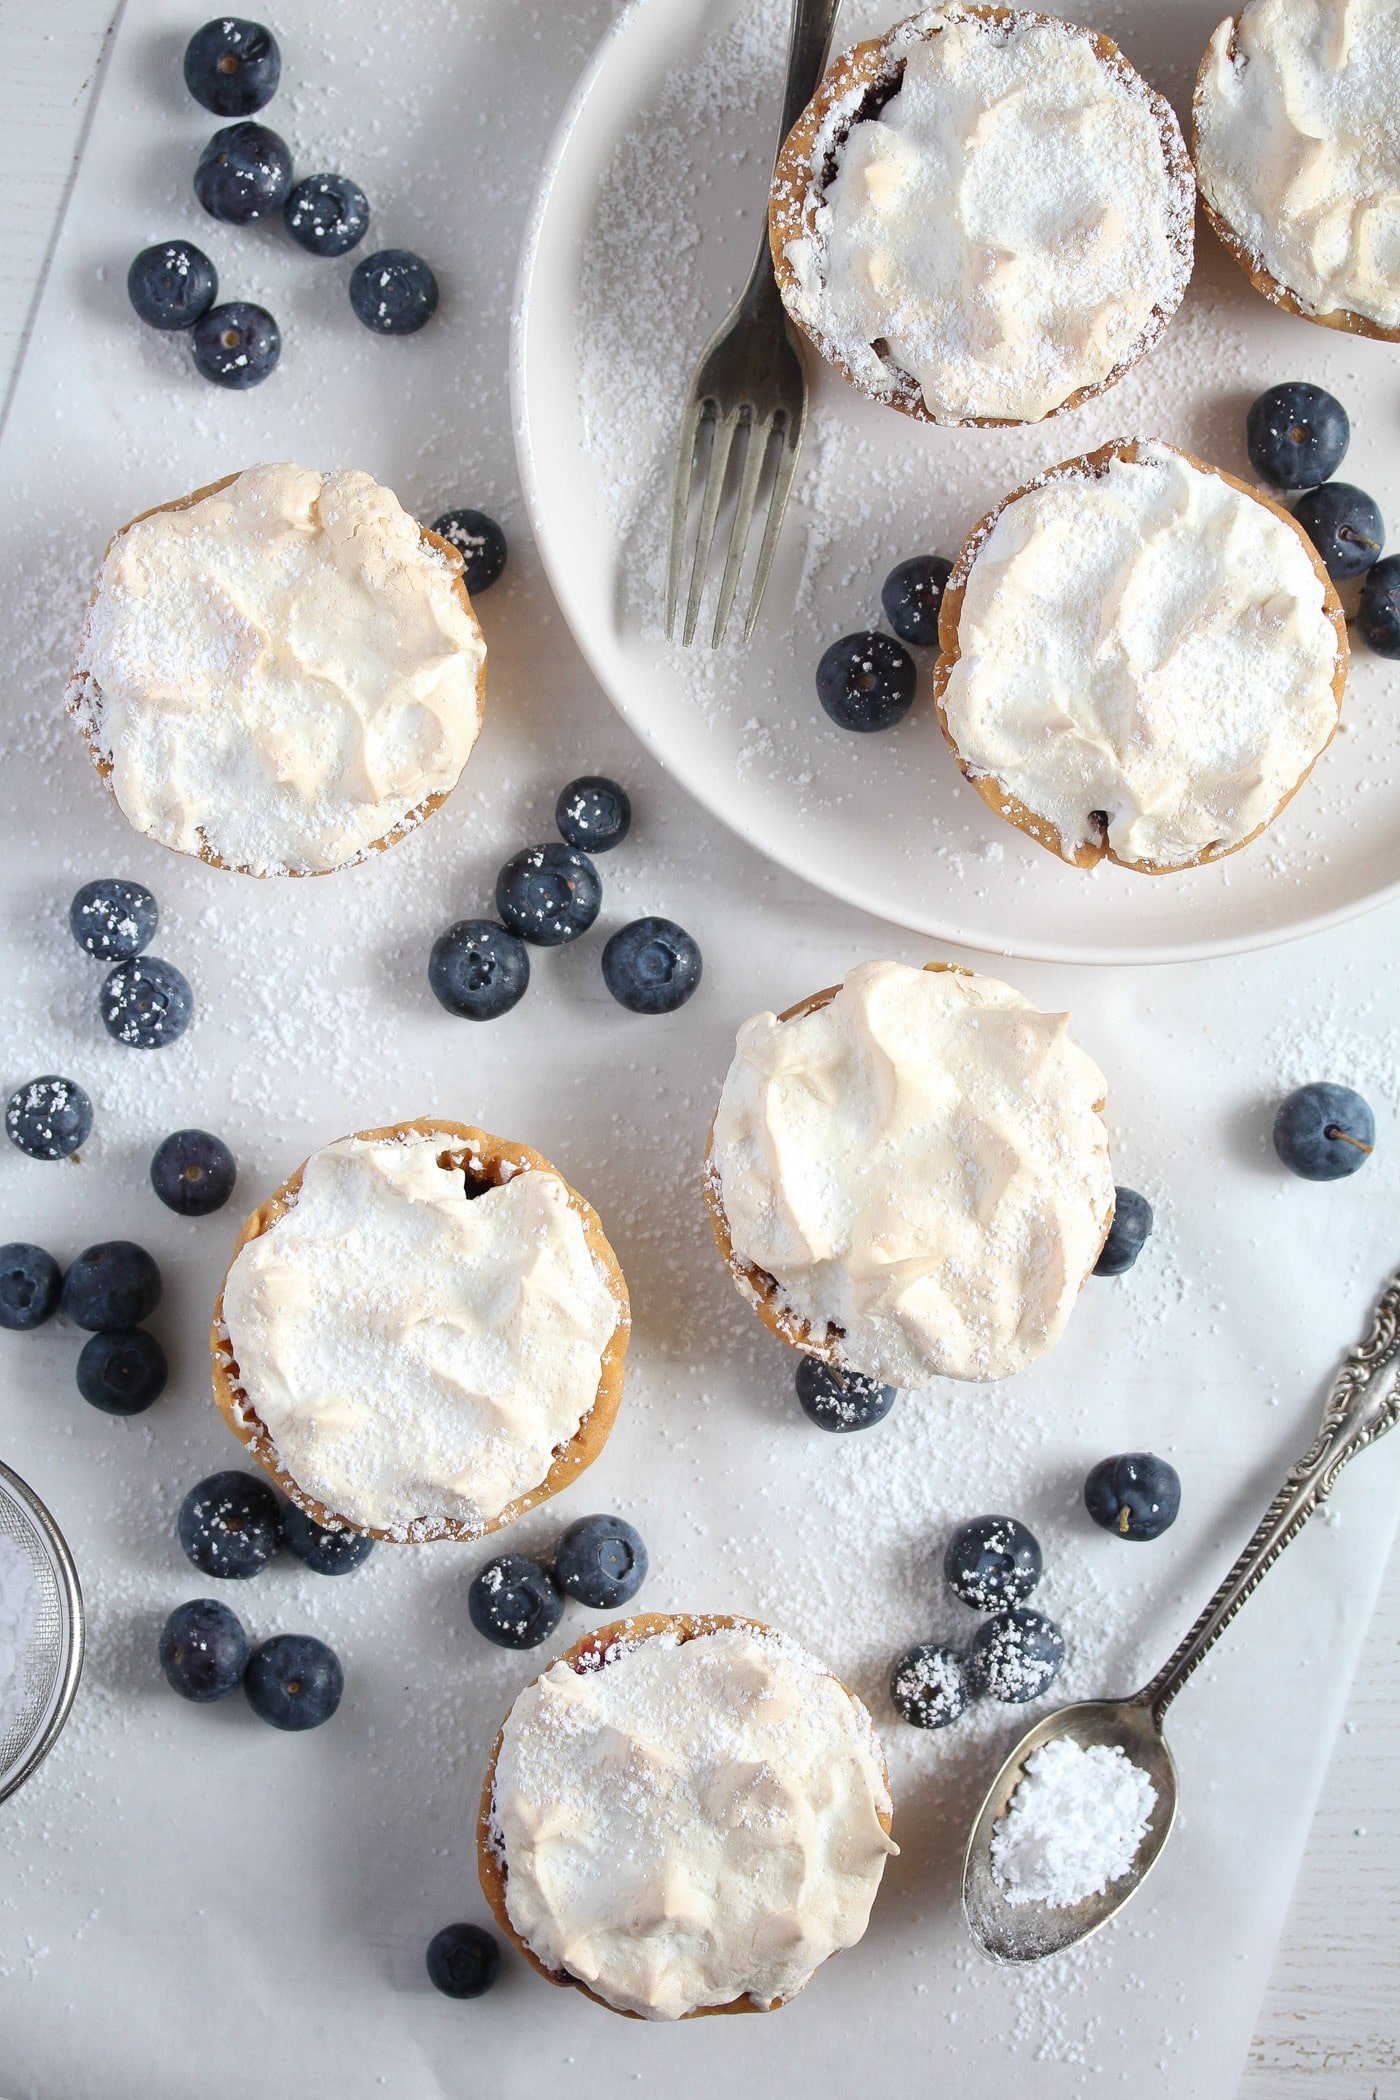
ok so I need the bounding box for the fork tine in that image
[682,406,742,646]
[710,411,773,649]
[665,392,707,641]
[741,410,802,644]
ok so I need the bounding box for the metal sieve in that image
[0,1458,84,1804]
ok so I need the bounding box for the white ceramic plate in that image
[513,0,1400,965]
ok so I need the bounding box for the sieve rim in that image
[0,1458,85,1805]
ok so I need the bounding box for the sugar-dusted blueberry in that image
[178,1470,282,1580]
[967,1606,1065,1703]
[1084,1452,1181,1542]
[816,630,916,732]
[1358,555,1400,661]
[127,242,218,331]
[601,918,701,1015]
[62,1241,161,1331]
[555,775,629,855]
[0,1244,62,1331]
[100,956,193,1048]
[495,843,601,947]
[795,1355,895,1432]
[890,1642,969,1729]
[349,249,439,335]
[76,1329,168,1416]
[150,1129,237,1216]
[426,1922,501,1999]
[1093,1187,1153,1276]
[468,1554,563,1649]
[431,508,507,596]
[159,1598,250,1702]
[1245,382,1350,490]
[428,920,530,1021]
[880,555,953,647]
[1273,1082,1375,1181]
[69,878,157,961]
[284,173,370,257]
[183,17,280,117]
[6,1075,93,1161]
[554,1514,648,1610]
[944,1514,1042,1610]
[194,120,293,224]
[1292,482,1384,581]
[244,1633,343,1730]
[191,300,281,389]
[282,1503,375,1576]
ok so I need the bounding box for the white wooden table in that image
[0,8,1395,2090]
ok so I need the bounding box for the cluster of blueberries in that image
[466,1514,649,1651]
[814,555,949,734]
[127,17,441,387]
[0,1238,168,1416]
[429,777,703,1021]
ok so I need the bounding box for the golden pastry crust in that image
[1193,15,1400,344]
[768,4,1195,427]
[209,1117,630,1543]
[476,1611,894,2020]
[702,962,1112,1371]
[932,437,1350,872]
[66,473,488,877]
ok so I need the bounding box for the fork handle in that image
[777,0,844,153]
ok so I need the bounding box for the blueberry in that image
[943,1515,1042,1610]
[159,1598,250,1702]
[194,120,293,224]
[0,1244,62,1331]
[1272,1082,1375,1180]
[284,173,370,257]
[554,1514,648,1610]
[1245,382,1350,490]
[100,956,193,1048]
[127,242,218,331]
[468,1554,563,1649]
[601,917,701,1015]
[1358,555,1400,660]
[966,1607,1065,1703]
[150,1129,237,1216]
[1292,482,1384,581]
[428,920,530,1021]
[62,1241,161,1331]
[889,1643,969,1729]
[191,300,281,389]
[244,1633,344,1730]
[1093,1187,1153,1276]
[282,1503,375,1576]
[178,1470,282,1580]
[880,555,952,647]
[76,1329,167,1416]
[1084,1452,1181,1541]
[5,1075,93,1161]
[348,249,439,335]
[794,1355,895,1432]
[69,878,157,961]
[431,509,507,595]
[555,775,629,854]
[426,1922,501,1999]
[495,844,601,947]
[183,18,280,117]
[816,631,917,732]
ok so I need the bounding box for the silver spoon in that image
[963,1263,1400,1962]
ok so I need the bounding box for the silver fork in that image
[665,0,843,648]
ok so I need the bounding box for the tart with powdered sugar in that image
[211,1120,630,1543]
[67,464,487,877]
[1194,0,1400,342]
[478,1613,896,2020]
[704,961,1114,1389]
[933,438,1349,874]
[767,5,1194,427]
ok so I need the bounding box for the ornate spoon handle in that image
[1141,1266,1400,1724]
